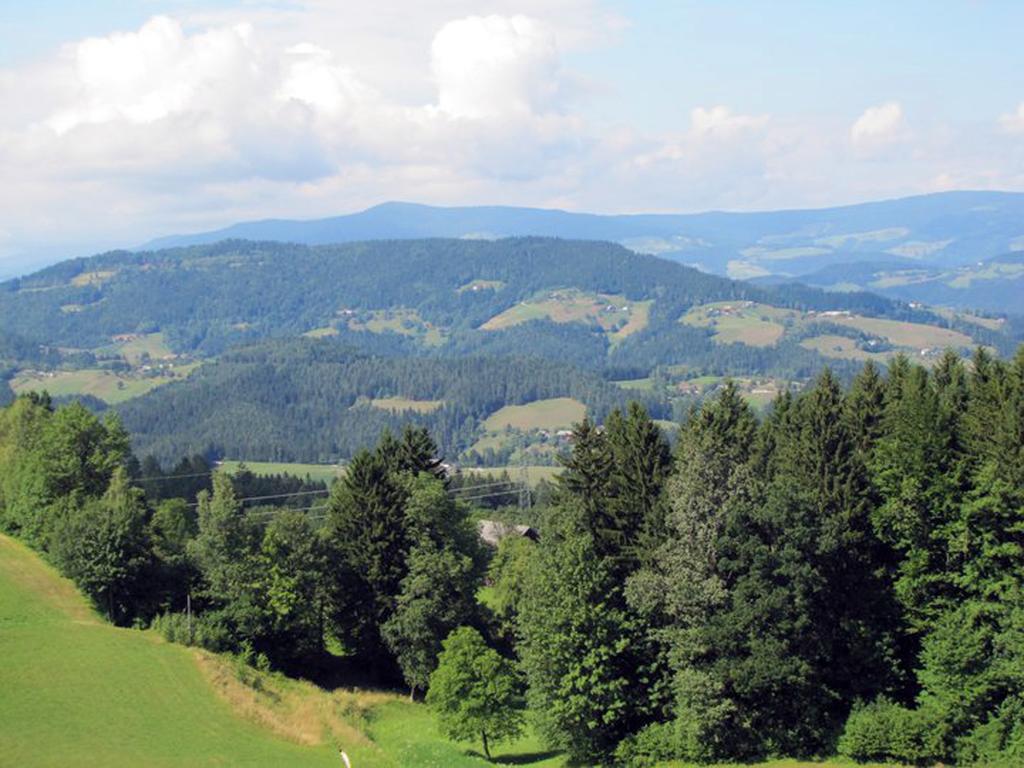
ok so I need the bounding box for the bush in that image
[614,721,687,767]
[151,610,233,653]
[838,697,938,765]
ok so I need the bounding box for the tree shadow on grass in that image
[493,751,562,765]
[464,749,563,765]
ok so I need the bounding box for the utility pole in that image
[186,592,193,646]
[517,454,531,514]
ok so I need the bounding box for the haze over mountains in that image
[142,191,1024,315]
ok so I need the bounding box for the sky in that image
[1,0,1023,271]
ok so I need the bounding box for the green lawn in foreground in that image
[0,534,337,768]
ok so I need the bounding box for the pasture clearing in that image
[681,301,790,347]
[70,269,117,287]
[108,332,176,364]
[10,364,197,404]
[482,397,586,432]
[800,335,882,363]
[219,460,345,484]
[481,289,651,342]
[370,397,444,414]
[830,315,974,350]
[347,308,446,347]
[302,326,339,338]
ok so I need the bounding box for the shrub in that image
[614,721,686,767]
[838,697,938,765]
[151,610,233,653]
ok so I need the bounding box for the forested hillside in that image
[2,236,1012,395]
[0,237,973,363]
[117,340,659,464]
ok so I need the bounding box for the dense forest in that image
[2,346,1022,765]
[115,339,665,463]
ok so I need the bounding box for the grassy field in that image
[348,309,446,347]
[483,398,586,432]
[302,326,340,338]
[463,465,562,486]
[682,300,982,359]
[101,332,176,364]
[370,397,444,414]
[70,269,117,287]
[481,289,651,341]
[615,376,656,391]
[219,460,345,484]
[932,307,1005,332]
[10,365,198,404]
[681,302,789,347]
[800,335,885,363]
[830,315,974,350]
[0,534,340,768]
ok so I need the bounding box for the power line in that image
[447,480,519,494]
[132,470,218,482]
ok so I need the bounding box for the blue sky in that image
[0,1,1022,268]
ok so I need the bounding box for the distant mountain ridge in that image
[137,192,1024,304]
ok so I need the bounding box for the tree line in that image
[1,346,1023,765]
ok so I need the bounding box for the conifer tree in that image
[325,446,410,666]
[605,401,672,567]
[626,382,758,759]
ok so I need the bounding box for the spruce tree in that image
[626,382,758,760]
[605,401,672,567]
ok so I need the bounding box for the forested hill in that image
[131,193,1024,314]
[116,339,657,464]
[0,236,971,376]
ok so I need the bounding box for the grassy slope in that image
[483,398,586,431]
[0,534,338,768]
[10,365,199,405]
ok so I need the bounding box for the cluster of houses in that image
[705,300,756,318]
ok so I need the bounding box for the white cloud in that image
[850,101,907,147]
[999,103,1024,134]
[47,16,259,134]
[689,105,769,139]
[0,5,1023,267]
[432,15,562,120]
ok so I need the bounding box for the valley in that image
[1,236,1018,469]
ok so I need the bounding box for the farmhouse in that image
[478,520,539,548]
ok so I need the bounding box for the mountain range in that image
[141,191,1024,314]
